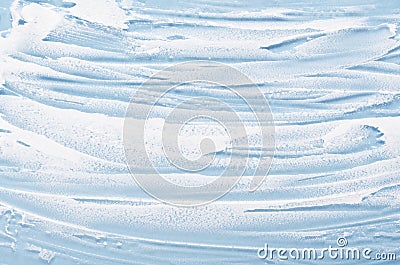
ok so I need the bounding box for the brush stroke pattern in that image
[0,0,400,264]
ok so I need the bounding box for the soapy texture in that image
[0,0,399,264]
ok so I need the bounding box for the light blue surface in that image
[0,0,399,264]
